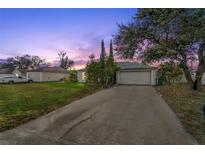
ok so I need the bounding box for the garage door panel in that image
[118,71,151,85]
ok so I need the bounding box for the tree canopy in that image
[114,9,205,90]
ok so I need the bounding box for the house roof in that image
[117,62,156,70]
[27,67,69,73]
[0,68,29,74]
[76,62,156,72]
[0,68,13,74]
[77,68,86,72]
[18,69,28,74]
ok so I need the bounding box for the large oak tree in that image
[114,9,205,90]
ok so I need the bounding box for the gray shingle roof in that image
[77,68,86,72]
[27,67,69,73]
[0,68,13,74]
[117,62,156,70]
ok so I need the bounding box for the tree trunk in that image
[193,72,203,91]
[181,65,194,90]
[194,43,205,91]
[194,63,205,91]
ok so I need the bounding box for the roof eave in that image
[119,67,157,70]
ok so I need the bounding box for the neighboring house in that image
[176,72,205,85]
[0,68,25,78]
[116,62,157,85]
[26,67,69,82]
[77,62,157,85]
[77,68,86,83]
[0,68,15,78]
[12,69,27,77]
[201,74,205,85]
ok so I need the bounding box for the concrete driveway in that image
[0,86,197,144]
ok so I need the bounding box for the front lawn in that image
[0,82,99,132]
[156,84,205,144]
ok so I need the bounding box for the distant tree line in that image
[1,55,47,70]
[0,51,74,70]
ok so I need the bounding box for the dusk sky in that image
[0,8,136,68]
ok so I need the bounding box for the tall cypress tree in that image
[107,39,116,85]
[99,40,106,86]
[109,40,114,62]
[100,40,106,68]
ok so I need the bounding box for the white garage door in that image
[118,71,151,85]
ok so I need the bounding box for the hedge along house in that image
[116,62,157,85]
[26,67,69,82]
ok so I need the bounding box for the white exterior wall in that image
[202,74,205,85]
[0,74,15,78]
[27,72,41,82]
[27,72,69,82]
[151,70,157,85]
[77,71,86,83]
[42,72,69,82]
[177,73,205,85]
[12,70,22,77]
[116,71,120,83]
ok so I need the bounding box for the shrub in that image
[157,62,183,85]
[69,70,77,82]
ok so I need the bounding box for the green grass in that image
[155,84,205,144]
[0,82,99,131]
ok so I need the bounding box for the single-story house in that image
[77,68,86,83]
[0,68,15,77]
[13,69,27,77]
[77,62,157,85]
[116,62,157,85]
[26,67,69,82]
[0,68,25,78]
[175,72,205,85]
